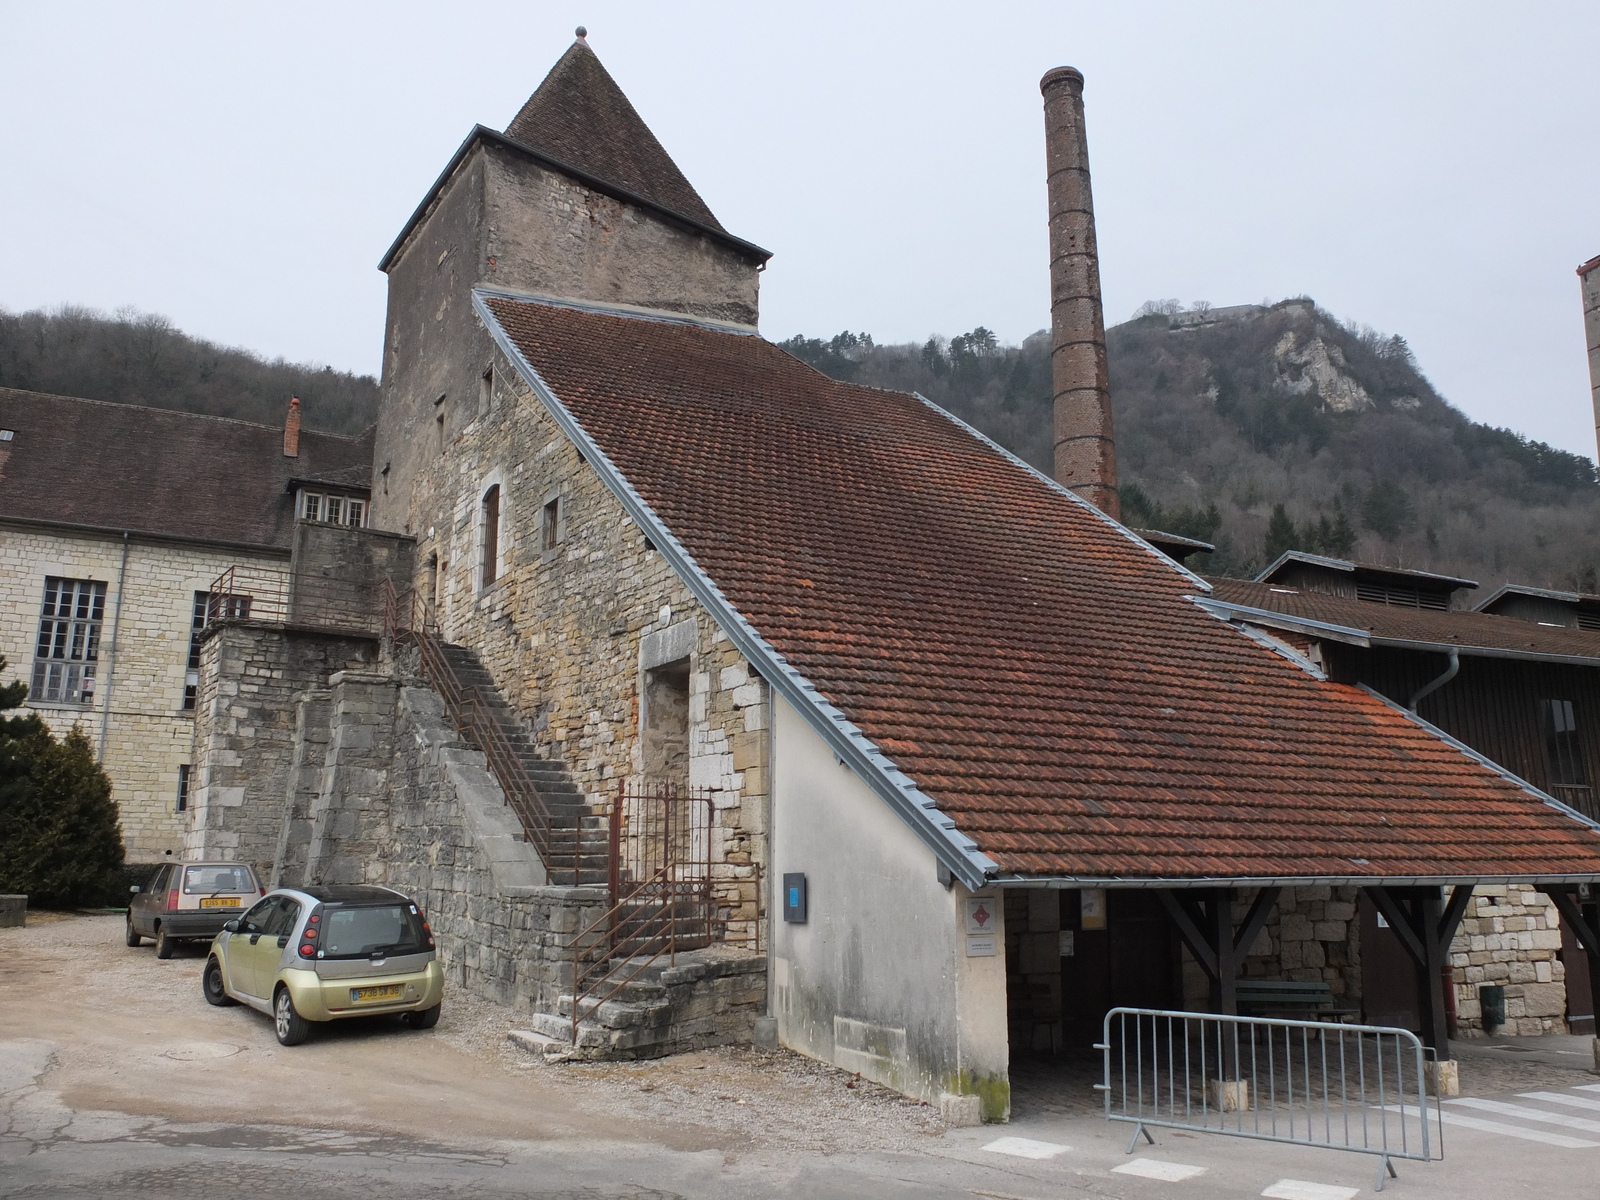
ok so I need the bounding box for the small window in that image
[542,498,560,553]
[0,429,14,442]
[31,577,106,705]
[298,491,366,527]
[1543,699,1588,787]
[176,764,191,813]
[183,592,208,709]
[481,485,501,588]
[479,366,493,416]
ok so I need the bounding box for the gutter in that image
[474,291,997,890]
[992,872,1600,889]
[96,532,130,762]
[1198,596,1600,668]
[1408,647,1459,711]
[381,126,773,272]
[0,515,292,559]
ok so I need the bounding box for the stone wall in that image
[0,522,287,860]
[185,623,377,872]
[1450,885,1568,1036]
[396,354,766,937]
[372,137,761,539]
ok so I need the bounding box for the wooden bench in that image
[1236,979,1357,1021]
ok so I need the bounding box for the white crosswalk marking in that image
[1576,1084,1600,1094]
[1519,1091,1600,1113]
[1383,1104,1600,1148]
[1261,1181,1359,1200]
[1449,1097,1600,1134]
[980,1136,1069,1160]
[1111,1157,1205,1181]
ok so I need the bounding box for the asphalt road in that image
[8,914,1600,1199]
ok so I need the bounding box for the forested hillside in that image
[780,299,1600,592]
[0,305,379,434]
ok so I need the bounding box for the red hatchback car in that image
[127,861,263,958]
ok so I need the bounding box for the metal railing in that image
[1100,1008,1441,1192]
[207,565,382,636]
[380,580,581,878]
[565,783,763,1044]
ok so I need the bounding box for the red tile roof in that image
[1206,577,1600,661]
[0,388,371,550]
[483,294,1600,883]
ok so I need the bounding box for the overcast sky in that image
[3,2,1597,458]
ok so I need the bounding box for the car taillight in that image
[166,890,179,910]
[298,943,316,958]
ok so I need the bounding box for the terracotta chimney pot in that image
[284,396,301,458]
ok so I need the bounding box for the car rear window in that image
[183,865,255,894]
[318,903,428,959]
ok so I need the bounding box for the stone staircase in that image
[518,948,768,1059]
[427,640,610,887]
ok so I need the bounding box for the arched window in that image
[480,485,501,588]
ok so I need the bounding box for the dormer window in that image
[297,490,367,527]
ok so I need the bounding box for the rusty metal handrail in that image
[380,579,579,880]
[567,866,703,1045]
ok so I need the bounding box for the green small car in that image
[204,884,445,1046]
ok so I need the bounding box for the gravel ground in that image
[10,910,1595,1150]
[8,913,949,1155]
[431,969,948,1155]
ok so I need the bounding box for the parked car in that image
[127,861,262,959]
[202,884,444,1046]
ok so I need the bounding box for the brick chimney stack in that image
[283,395,301,458]
[1041,65,1118,518]
[1579,256,1600,464]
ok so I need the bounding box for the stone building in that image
[0,388,370,860]
[179,35,1600,1118]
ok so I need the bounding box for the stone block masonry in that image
[399,350,767,940]
[1450,885,1568,1036]
[0,523,288,860]
[185,623,378,872]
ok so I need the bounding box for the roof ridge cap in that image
[0,386,366,440]
[474,287,760,336]
[909,390,1213,593]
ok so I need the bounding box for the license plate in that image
[200,897,240,908]
[352,984,404,1002]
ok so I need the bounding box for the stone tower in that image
[369,32,770,533]
[1041,65,1118,518]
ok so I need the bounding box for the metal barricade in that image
[1099,1007,1442,1192]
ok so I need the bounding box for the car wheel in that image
[274,987,311,1046]
[125,914,142,947]
[153,925,174,960]
[203,957,236,1007]
[402,1003,441,1030]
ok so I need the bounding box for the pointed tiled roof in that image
[504,39,723,232]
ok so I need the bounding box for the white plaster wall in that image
[0,524,286,859]
[769,694,1010,1120]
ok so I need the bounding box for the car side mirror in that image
[222,919,241,933]
[129,885,141,894]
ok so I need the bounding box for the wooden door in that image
[1359,894,1418,1030]
[1560,915,1596,1036]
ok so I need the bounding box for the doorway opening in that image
[642,657,690,791]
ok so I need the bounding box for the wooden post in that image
[1364,885,1473,1061]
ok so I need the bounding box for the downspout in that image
[1407,647,1459,713]
[97,531,131,762]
